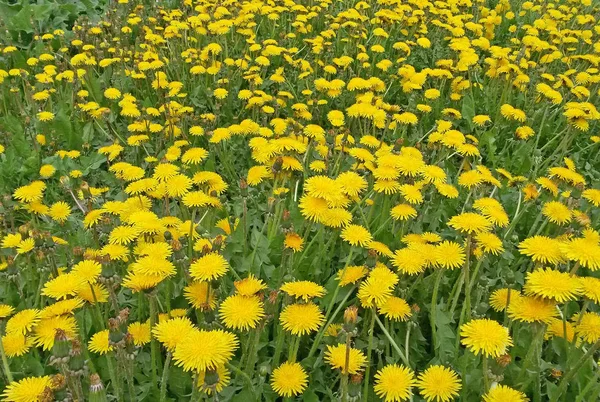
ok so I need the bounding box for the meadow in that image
[0,0,599,400]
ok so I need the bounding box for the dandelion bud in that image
[59,176,70,188]
[411,304,420,314]
[258,364,269,377]
[350,373,363,385]
[268,290,279,304]
[365,249,377,268]
[281,210,292,230]
[39,387,55,402]
[212,235,224,250]
[504,271,516,286]
[344,306,358,325]
[89,373,108,402]
[52,329,70,358]
[349,373,363,397]
[204,309,216,324]
[267,197,276,214]
[496,353,512,367]
[550,368,562,379]
[272,157,283,173]
[476,302,488,316]
[203,368,220,388]
[240,178,248,197]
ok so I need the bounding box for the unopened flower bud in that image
[344,306,358,325]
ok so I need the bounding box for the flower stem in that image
[482,356,490,392]
[551,340,600,402]
[148,294,159,394]
[362,309,377,401]
[0,323,13,383]
[374,314,410,366]
[430,269,443,354]
[160,352,172,402]
[307,284,356,360]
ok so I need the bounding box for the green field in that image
[0,0,599,400]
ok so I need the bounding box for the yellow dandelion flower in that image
[219,294,264,331]
[280,302,324,335]
[416,365,461,402]
[271,362,308,398]
[190,252,229,281]
[173,329,239,372]
[524,268,582,303]
[374,364,416,402]
[460,319,512,357]
[280,281,325,301]
[325,343,367,374]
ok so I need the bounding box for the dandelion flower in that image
[6,309,40,335]
[1,376,52,402]
[0,304,15,318]
[489,289,521,312]
[337,265,368,286]
[518,236,564,265]
[173,329,239,372]
[416,365,461,402]
[374,364,416,402]
[524,268,582,303]
[560,238,600,270]
[460,319,512,357]
[435,241,465,269]
[575,312,600,343]
[128,321,151,346]
[190,252,229,281]
[234,274,267,296]
[32,316,77,350]
[341,224,373,247]
[219,294,264,331]
[448,213,492,234]
[2,332,33,357]
[88,330,113,354]
[542,201,572,225]
[391,204,417,221]
[280,281,325,301]
[271,362,308,398]
[325,344,367,374]
[153,317,195,352]
[378,297,412,321]
[184,281,217,311]
[280,302,324,335]
[579,277,600,303]
[508,296,558,324]
[482,385,528,402]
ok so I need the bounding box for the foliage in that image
[0,0,599,401]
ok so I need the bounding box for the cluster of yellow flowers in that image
[0,0,599,400]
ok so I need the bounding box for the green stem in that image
[374,314,410,366]
[463,236,473,322]
[160,352,172,402]
[105,353,122,399]
[482,356,490,392]
[188,208,197,258]
[362,310,377,401]
[0,323,13,383]
[468,258,485,289]
[148,294,159,394]
[191,374,201,402]
[307,284,356,360]
[551,340,600,402]
[288,335,301,363]
[430,269,443,354]
[245,328,261,374]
